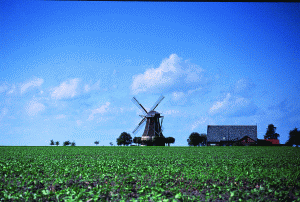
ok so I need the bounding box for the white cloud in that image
[208,93,258,117]
[56,114,66,119]
[131,54,204,95]
[170,91,187,106]
[209,93,231,115]
[163,109,180,115]
[188,87,202,95]
[233,78,255,97]
[51,78,80,100]
[88,102,110,121]
[21,78,44,94]
[0,108,8,121]
[191,117,208,131]
[76,120,83,126]
[7,85,16,94]
[172,92,185,101]
[96,116,114,123]
[26,100,45,116]
[84,84,90,92]
[0,84,8,93]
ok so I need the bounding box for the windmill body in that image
[132,96,165,146]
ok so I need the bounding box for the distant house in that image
[207,125,257,146]
[264,139,279,145]
[256,138,280,146]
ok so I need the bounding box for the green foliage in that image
[55,141,59,146]
[71,141,76,146]
[153,135,165,146]
[199,133,207,146]
[165,137,175,146]
[133,137,142,146]
[286,127,300,147]
[141,138,152,146]
[94,141,99,146]
[0,146,299,201]
[50,139,55,146]
[63,140,71,146]
[109,142,113,146]
[187,132,205,146]
[264,124,280,140]
[117,132,132,146]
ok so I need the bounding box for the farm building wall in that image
[264,139,279,144]
[207,125,257,145]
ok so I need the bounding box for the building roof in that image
[207,125,257,143]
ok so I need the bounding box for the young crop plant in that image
[0,146,299,201]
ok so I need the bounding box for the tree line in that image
[49,140,76,146]
[262,124,300,147]
[116,132,175,146]
[49,124,300,147]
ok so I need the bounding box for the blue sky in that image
[1,2,299,146]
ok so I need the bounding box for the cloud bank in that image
[131,54,206,95]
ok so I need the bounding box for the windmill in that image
[132,95,165,146]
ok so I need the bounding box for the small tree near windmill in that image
[133,137,142,146]
[109,142,113,146]
[153,135,166,146]
[165,137,175,146]
[117,132,132,146]
[71,141,76,146]
[55,141,60,146]
[63,140,71,146]
[50,139,55,146]
[94,141,100,146]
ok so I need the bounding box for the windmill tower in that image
[132,95,165,146]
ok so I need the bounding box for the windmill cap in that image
[146,110,162,117]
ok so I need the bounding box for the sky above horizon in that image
[1,2,299,146]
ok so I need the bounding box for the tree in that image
[264,124,280,140]
[199,133,207,146]
[285,127,300,147]
[71,141,76,146]
[63,140,71,146]
[110,142,113,146]
[141,138,153,146]
[165,137,175,146]
[117,132,132,146]
[94,141,99,146]
[55,141,60,146]
[50,139,55,146]
[133,137,142,146]
[153,135,166,146]
[187,132,202,146]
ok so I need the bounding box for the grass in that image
[0,146,299,201]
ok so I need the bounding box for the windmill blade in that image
[132,97,148,116]
[139,115,145,118]
[133,117,146,134]
[150,95,165,111]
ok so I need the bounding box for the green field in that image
[1,146,299,201]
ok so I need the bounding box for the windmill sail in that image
[150,95,165,111]
[132,97,148,116]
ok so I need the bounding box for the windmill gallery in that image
[130,96,281,147]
